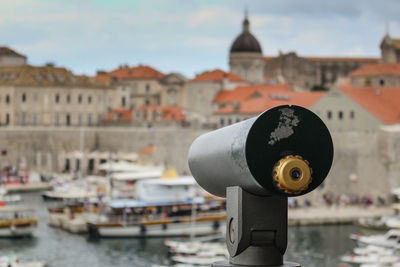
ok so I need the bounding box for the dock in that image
[288,206,394,226]
[4,182,53,193]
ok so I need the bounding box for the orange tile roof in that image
[304,56,378,63]
[190,69,245,82]
[103,106,185,122]
[238,91,325,114]
[339,86,400,124]
[139,145,154,154]
[350,63,400,76]
[264,55,378,63]
[213,84,290,103]
[214,105,235,114]
[215,90,325,115]
[102,109,132,121]
[96,65,164,83]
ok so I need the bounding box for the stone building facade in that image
[184,69,247,127]
[0,65,113,126]
[228,14,379,90]
[380,34,400,63]
[229,15,264,84]
[0,47,27,67]
[96,65,186,109]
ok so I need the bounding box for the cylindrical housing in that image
[188,105,334,197]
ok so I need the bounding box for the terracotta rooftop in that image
[394,39,400,49]
[96,65,165,84]
[103,109,132,121]
[0,47,26,58]
[213,84,290,103]
[103,106,185,122]
[216,91,325,115]
[264,55,378,63]
[339,85,400,124]
[190,69,245,82]
[139,145,154,154]
[0,65,107,87]
[350,63,400,76]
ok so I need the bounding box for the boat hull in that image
[0,226,35,237]
[88,221,225,238]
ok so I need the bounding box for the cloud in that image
[0,0,397,77]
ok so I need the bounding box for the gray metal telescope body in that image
[188,105,333,267]
[189,117,264,197]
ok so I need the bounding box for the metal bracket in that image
[213,186,300,267]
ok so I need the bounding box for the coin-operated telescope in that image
[188,105,334,267]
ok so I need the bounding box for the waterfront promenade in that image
[289,206,394,225]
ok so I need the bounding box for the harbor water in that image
[0,193,374,267]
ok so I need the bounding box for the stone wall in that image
[0,125,398,201]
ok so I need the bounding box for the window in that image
[145,84,150,92]
[338,111,343,120]
[54,113,59,126]
[33,113,38,125]
[88,95,92,104]
[66,114,71,126]
[78,95,82,104]
[121,97,126,107]
[145,99,150,105]
[55,94,60,104]
[5,113,9,125]
[236,118,240,123]
[228,118,232,125]
[66,95,71,104]
[380,79,385,86]
[22,93,26,103]
[78,113,82,125]
[327,111,332,120]
[220,118,225,126]
[5,95,10,104]
[88,114,92,125]
[21,112,26,125]
[350,111,355,119]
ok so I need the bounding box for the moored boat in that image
[0,206,37,237]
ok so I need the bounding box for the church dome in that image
[230,17,262,54]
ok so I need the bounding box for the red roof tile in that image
[103,109,132,121]
[238,91,325,114]
[264,56,378,63]
[190,69,245,82]
[96,65,164,83]
[103,106,185,122]
[139,145,154,154]
[215,89,325,115]
[213,84,290,103]
[215,105,235,114]
[339,85,400,124]
[350,63,400,76]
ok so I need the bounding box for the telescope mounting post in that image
[212,186,300,267]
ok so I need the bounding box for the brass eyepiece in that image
[273,155,312,195]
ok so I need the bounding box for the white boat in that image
[341,254,399,265]
[171,254,227,265]
[0,206,37,237]
[87,197,225,238]
[0,255,46,267]
[166,240,227,256]
[87,176,226,238]
[350,230,400,248]
[354,245,396,256]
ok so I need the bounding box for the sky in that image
[1,0,400,78]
